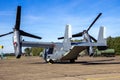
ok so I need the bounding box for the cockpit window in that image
[45,48,54,54]
[48,48,54,54]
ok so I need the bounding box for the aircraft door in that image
[44,48,53,62]
[44,48,54,61]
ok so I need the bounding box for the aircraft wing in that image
[22,41,54,48]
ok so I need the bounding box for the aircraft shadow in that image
[29,62,47,64]
[75,59,120,65]
[54,59,120,65]
[81,62,120,65]
[30,59,120,65]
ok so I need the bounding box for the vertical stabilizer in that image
[97,26,106,45]
[63,24,72,51]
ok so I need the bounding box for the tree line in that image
[107,36,120,55]
[24,47,43,56]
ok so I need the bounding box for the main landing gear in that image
[70,59,75,63]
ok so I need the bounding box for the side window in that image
[48,48,54,54]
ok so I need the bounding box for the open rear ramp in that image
[61,46,86,60]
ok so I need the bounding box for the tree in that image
[71,39,82,42]
[31,47,43,56]
[107,36,120,55]
[24,47,44,56]
[24,47,31,56]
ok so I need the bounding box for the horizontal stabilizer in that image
[20,30,42,39]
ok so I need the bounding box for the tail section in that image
[97,26,107,50]
[63,24,72,51]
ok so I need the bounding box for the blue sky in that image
[0,0,120,53]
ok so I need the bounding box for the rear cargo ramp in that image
[61,46,86,60]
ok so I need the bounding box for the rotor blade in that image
[89,35,97,42]
[0,31,13,37]
[14,6,21,30]
[19,30,42,39]
[58,37,64,39]
[72,32,83,37]
[58,32,83,39]
[87,13,102,32]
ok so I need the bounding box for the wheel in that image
[70,59,75,63]
[16,54,21,59]
[48,59,54,64]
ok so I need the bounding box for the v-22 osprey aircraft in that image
[0,6,107,63]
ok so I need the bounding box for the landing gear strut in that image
[48,59,54,64]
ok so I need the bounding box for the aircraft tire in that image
[48,59,54,63]
[16,54,21,59]
[70,59,75,63]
